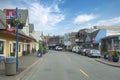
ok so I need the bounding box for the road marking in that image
[64,54,90,78]
[80,69,89,78]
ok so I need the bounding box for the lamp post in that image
[15,8,19,72]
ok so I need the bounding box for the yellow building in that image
[0,9,37,58]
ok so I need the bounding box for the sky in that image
[0,0,120,36]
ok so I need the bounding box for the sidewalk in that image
[95,57,120,68]
[0,53,46,80]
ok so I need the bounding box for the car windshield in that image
[0,0,120,80]
[92,50,100,53]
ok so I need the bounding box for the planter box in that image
[113,57,119,62]
[37,52,43,57]
[104,54,109,59]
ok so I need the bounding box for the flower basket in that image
[8,18,25,29]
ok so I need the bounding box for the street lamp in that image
[15,8,19,72]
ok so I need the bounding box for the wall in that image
[95,29,106,43]
[0,31,32,57]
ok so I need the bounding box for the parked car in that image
[55,46,63,51]
[72,46,80,53]
[88,49,101,58]
[79,48,90,56]
[72,46,76,52]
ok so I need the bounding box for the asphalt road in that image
[20,50,120,80]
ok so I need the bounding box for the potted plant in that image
[37,44,43,57]
[112,51,119,62]
[22,51,27,56]
[103,52,110,59]
[8,18,25,29]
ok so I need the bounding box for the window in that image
[18,44,21,52]
[0,41,4,55]
[13,43,16,52]
[10,43,11,52]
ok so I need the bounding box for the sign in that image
[6,9,16,33]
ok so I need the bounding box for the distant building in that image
[48,36,60,49]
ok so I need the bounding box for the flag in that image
[6,9,16,33]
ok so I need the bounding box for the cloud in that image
[0,0,65,35]
[94,17,120,26]
[74,14,96,24]
[73,17,120,32]
[28,2,64,33]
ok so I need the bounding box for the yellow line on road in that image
[80,69,89,78]
[64,54,89,78]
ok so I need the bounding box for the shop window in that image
[13,43,16,52]
[0,41,4,55]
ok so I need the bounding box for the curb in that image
[13,53,48,80]
[95,59,120,68]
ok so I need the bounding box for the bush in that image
[22,51,27,56]
[67,48,72,52]
[38,44,43,53]
[32,48,36,53]
[112,51,119,57]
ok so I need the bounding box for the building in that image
[48,36,60,49]
[0,9,36,58]
[69,32,76,48]
[64,32,77,49]
[64,33,71,49]
[75,29,91,48]
[94,26,120,36]
[101,35,120,53]
[75,28,106,49]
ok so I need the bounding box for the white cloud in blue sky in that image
[74,14,96,24]
[0,0,120,35]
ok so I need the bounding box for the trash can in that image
[5,57,16,76]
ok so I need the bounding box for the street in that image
[20,50,120,80]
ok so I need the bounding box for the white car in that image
[55,46,63,51]
[88,49,101,58]
[72,46,80,53]
[72,46,76,52]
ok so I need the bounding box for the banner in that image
[6,9,16,33]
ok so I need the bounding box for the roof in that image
[89,29,100,40]
[29,24,34,33]
[94,26,120,29]
[0,9,35,41]
[18,9,28,23]
[0,9,28,29]
[102,35,120,40]
[18,30,36,41]
[0,10,6,29]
